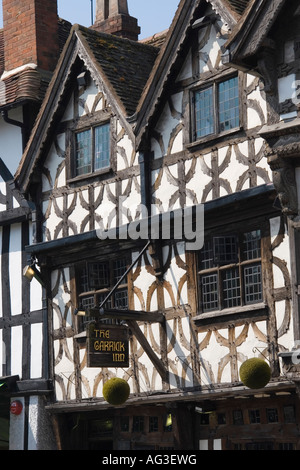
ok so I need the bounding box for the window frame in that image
[76,254,130,328]
[191,73,241,144]
[196,225,265,316]
[66,110,116,183]
[75,121,110,177]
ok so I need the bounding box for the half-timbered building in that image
[4,0,300,450]
[0,0,71,450]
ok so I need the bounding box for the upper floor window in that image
[197,228,262,313]
[75,122,110,177]
[194,76,239,140]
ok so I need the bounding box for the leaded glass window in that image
[77,257,128,327]
[198,229,263,312]
[194,76,239,140]
[75,122,110,176]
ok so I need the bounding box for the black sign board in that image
[87,324,129,368]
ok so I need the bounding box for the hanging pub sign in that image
[87,323,129,368]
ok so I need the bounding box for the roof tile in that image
[78,25,159,116]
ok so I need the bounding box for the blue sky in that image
[0,0,179,39]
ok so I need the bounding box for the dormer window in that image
[66,110,116,182]
[75,122,110,176]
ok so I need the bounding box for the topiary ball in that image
[239,358,271,389]
[103,378,130,405]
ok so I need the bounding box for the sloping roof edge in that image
[224,0,286,66]
[16,24,157,192]
[134,0,248,149]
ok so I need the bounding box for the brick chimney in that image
[3,0,60,73]
[92,0,140,41]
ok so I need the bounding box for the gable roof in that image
[135,0,250,147]
[78,25,159,117]
[15,24,159,191]
[224,0,286,71]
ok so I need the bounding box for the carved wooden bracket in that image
[268,155,298,216]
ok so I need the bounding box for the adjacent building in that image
[1,0,300,450]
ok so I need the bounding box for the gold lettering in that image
[93,340,127,354]
[113,353,125,362]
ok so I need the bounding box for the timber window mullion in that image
[193,75,239,141]
[197,227,263,314]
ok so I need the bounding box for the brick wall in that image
[93,0,140,41]
[3,0,59,72]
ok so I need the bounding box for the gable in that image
[16,24,158,192]
[135,0,249,147]
[78,26,159,117]
[224,0,286,71]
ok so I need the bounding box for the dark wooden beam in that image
[127,320,168,381]
[87,307,164,323]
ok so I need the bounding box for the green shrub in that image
[239,358,271,389]
[103,378,130,405]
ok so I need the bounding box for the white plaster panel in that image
[273,263,286,289]
[30,323,43,379]
[154,102,180,158]
[9,224,22,316]
[117,133,135,170]
[43,198,63,241]
[237,321,268,361]
[135,323,161,392]
[164,243,187,306]
[167,317,193,389]
[11,325,23,377]
[152,165,181,212]
[61,92,74,121]
[199,328,230,384]
[78,80,99,116]
[176,49,192,82]
[95,183,117,231]
[247,86,267,128]
[0,108,23,175]
[185,156,211,205]
[67,192,89,234]
[132,250,157,311]
[199,23,225,73]
[121,177,141,224]
[30,277,43,313]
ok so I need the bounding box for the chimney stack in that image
[92,0,140,41]
[3,0,60,73]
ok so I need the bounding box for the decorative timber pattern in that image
[38,8,293,403]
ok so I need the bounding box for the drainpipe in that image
[1,110,26,150]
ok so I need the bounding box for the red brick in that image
[3,0,59,72]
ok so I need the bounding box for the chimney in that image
[92,0,140,41]
[3,0,60,73]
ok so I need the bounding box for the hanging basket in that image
[103,378,130,406]
[239,358,271,389]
